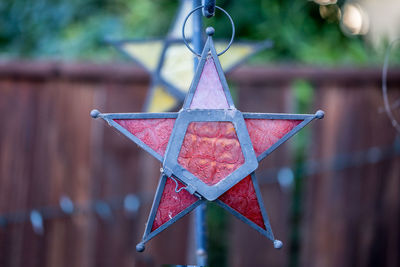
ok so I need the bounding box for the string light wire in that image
[382,39,400,134]
[0,137,398,233]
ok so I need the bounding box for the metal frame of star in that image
[92,33,324,250]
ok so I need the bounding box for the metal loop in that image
[182,5,235,57]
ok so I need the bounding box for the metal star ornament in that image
[91,26,324,252]
[106,0,273,112]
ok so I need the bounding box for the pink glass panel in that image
[189,58,229,109]
[218,175,265,229]
[178,122,245,186]
[245,119,302,157]
[115,119,175,156]
[152,177,198,231]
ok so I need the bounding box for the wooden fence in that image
[0,61,399,267]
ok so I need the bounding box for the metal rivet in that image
[315,110,325,119]
[90,109,100,118]
[274,240,283,249]
[136,242,145,252]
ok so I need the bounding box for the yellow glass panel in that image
[148,85,177,112]
[160,43,254,94]
[161,44,194,93]
[122,41,163,71]
[217,43,254,70]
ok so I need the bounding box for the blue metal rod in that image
[192,0,207,266]
[193,0,203,67]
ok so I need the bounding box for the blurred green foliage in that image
[207,202,229,267]
[0,0,396,65]
[0,0,177,60]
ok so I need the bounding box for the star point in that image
[92,31,323,250]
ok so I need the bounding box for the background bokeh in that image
[1,0,399,64]
[0,1,399,267]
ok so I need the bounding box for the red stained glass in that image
[189,58,229,109]
[115,119,175,156]
[218,175,265,229]
[152,177,198,231]
[245,119,301,157]
[178,122,245,186]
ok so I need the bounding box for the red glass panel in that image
[152,177,198,231]
[189,58,229,109]
[115,119,175,156]
[245,119,301,157]
[218,175,265,229]
[178,122,245,186]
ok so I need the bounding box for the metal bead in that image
[315,110,325,119]
[206,27,215,36]
[136,242,145,252]
[274,240,283,249]
[90,109,100,118]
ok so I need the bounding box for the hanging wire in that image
[0,193,147,234]
[259,136,400,189]
[382,39,400,134]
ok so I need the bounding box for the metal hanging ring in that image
[182,5,235,57]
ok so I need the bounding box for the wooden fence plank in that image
[0,61,399,267]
